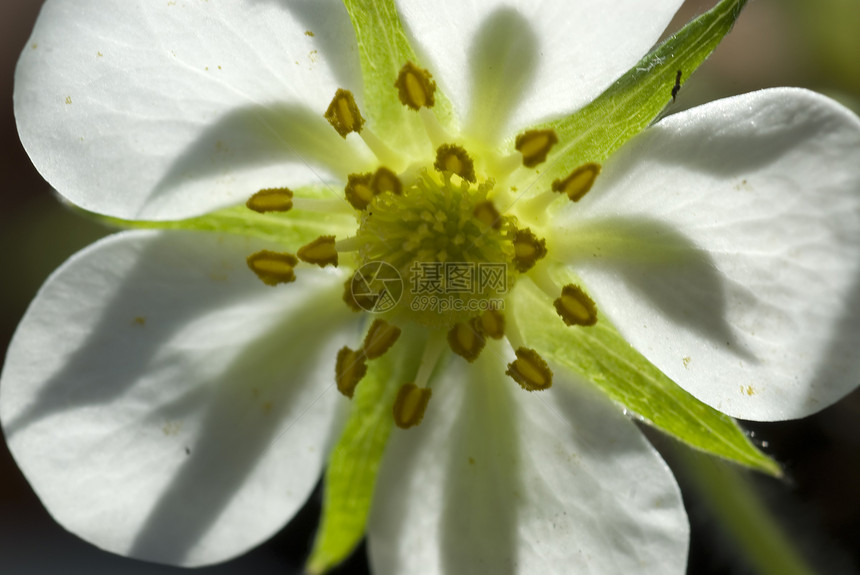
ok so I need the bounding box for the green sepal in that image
[536,0,748,187]
[341,0,453,149]
[512,277,780,477]
[72,188,355,250]
[306,329,423,574]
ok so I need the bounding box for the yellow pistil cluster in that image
[242,61,609,429]
[354,171,517,327]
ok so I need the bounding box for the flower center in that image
[355,170,516,328]
[242,61,608,428]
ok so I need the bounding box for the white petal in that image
[0,230,358,566]
[368,349,688,575]
[557,88,860,421]
[396,0,683,140]
[15,0,372,220]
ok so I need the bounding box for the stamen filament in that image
[519,189,563,223]
[360,127,406,171]
[291,197,355,215]
[414,330,447,389]
[503,303,527,352]
[420,107,449,149]
[528,263,561,300]
[492,152,525,181]
[335,236,363,252]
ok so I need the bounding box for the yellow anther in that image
[506,347,553,391]
[371,167,402,196]
[345,172,376,211]
[515,129,558,168]
[246,187,293,213]
[473,200,502,230]
[393,382,432,429]
[335,346,367,398]
[324,88,365,138]
[447,319,486,362]
[395,61,436,110]
[552,162,602,202]
[478,308,505,339]
[362,319,402,359]
[434,144,476,183]
[512,228,547,273]
[297,235,338,268]
[343,277,371,312]
[246,250,298,286]
[554,284,598,326]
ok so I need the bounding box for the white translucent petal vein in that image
[0,230,359,566]
[555,88,860,421]
[396,0,684,139]
[368,350,688,575]
[15,0,371,221]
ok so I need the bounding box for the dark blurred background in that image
[1,1,858,573]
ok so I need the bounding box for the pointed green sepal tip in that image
[537,0,749,187]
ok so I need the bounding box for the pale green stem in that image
[679,448,815,575]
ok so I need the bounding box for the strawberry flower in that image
[4,1,860,573]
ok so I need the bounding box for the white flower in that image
[4,1,860,574]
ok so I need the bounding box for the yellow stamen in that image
[343,277,371,312]
[371,167,403,196]
[473,200,502,230]
[393,382,432,429]
[395,62,436,110]
[335,346,367,398]
[512,228,547,273]
[478,308,505,339]
[344,172,376,210]
[246,187,293,213]
[515,129,558,168]
[506,347,553,391]
[362,319,402,359]
[297,235,338,268]
[447,319,486,362]
[434,144,476,183]
[324,88,364,138]
[246,250,298,286]
[554,284,598,326]
[552,162,602,202]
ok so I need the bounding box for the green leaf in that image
[306,330,422,574]
[536,0,748,186]
[76,187,355,249]
[511,277,780,477]
[342,0,453,148]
